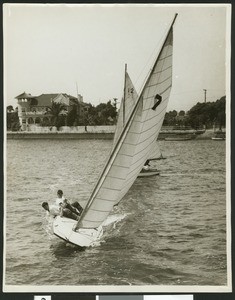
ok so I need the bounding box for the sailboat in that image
[53,14,177,247]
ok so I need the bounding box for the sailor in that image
[59,201,80,220]
[41,202,60,218]
[55,189,65,206]
[142,159,151,171]
[61,199,83,216]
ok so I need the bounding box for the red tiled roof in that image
[36,94,59,107]
[63,93,77,100]
[36,93,78,107]
[15,92,79,107]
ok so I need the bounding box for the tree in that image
[7,111,20,131]
[48,102,67,130]
[178,110,185,117]
[67,105,78,126]
[7,105,14,113]
[163,110,178,126]
[214,96,225,129]
[187,96,226,129]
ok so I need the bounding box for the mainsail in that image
[75,14,177,230]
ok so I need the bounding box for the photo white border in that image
[2,3,232,293]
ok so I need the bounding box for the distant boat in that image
[212,131,225,140]
[53,14,178,247]
[212,137,225,140]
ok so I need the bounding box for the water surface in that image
[5,139,227,287]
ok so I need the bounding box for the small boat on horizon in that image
[211,131,225,140]
[212,137,225,140]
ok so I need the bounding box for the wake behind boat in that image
[52,14,178,247]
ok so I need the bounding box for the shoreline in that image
[6,130,222,140]
[7,132,114,140]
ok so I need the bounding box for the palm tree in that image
[49,101,67,130]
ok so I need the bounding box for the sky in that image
[3,4,230,112]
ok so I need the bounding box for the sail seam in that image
[87,208,115,212]
[93,197,117,202]
[110,164,129,169]
[158,53,173,61]
[148,75,172,87]
[82,219,105,223]
[125,108,167,138]
[122,129,160,147]
[144,85,172,100]
[128,102,168,127]
[153,65,172,75]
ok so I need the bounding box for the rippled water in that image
[5,139,227,287]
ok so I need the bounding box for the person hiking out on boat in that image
[55,190,83,215]
[142,159,151,171]
[59,201,80,221]
[61,199,83,216]
[55,189,65,206]
[42,202,60,218]
[42,200,80,221]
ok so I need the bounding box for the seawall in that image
[7,130,220,140]
[7,132,114,140]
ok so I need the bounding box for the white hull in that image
[53,216,103,247]
[212,137,225,140]
[138,169,160,177]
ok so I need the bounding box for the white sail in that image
[113,66,138,146]
[76,15,177,230]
